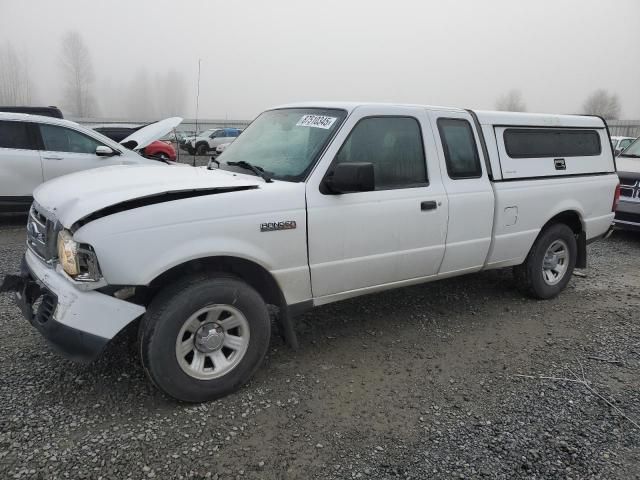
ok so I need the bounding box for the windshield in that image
[218,108,346,181]
[619,137,640,157]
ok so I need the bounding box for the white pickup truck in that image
[6,102,619,402]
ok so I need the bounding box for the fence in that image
[76,118,252,132]
[608,120,640,138]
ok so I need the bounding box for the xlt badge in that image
[260,220,297,232]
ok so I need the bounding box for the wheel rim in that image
[175,304,250,380]
[541,239,569,286]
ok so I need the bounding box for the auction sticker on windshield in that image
[296,115,337,129]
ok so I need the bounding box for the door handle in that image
[42,156,63,160]
[420,200,437,211]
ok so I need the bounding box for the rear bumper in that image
[12,250,145,362]
[614,202,640,231]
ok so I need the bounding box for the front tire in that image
[196,143,209,155]
[139,274,271,402]
[513,223,577,299]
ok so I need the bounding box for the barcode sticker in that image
[296,115,337,129]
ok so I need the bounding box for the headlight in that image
[57,230,102,282]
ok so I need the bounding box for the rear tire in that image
[139,274,271,402]
[513,223,577,299]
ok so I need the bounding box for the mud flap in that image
[576,231,587,269]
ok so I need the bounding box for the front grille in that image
[34,291,57,324]
[615,211,640,224]
[26,205,59,262]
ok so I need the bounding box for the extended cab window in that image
[0,120,36,150]
[504,128,601,158]
[437,118,482,179]
[40,124,104,154]
[334,117,427,189]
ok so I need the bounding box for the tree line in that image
[0,32,625,120]
[494,89,620,119]
[0,31,187,119]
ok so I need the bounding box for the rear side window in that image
[504,128,601,158]
[40,124,104,154]
[0,120,36,150]
[437,118,482,179]
[334,116,427,190]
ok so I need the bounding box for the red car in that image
[94,126,177,162]
[143,140,177,161]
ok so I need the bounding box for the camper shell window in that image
[504,128,601,158]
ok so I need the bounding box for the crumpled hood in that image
[33,164,260,228]
[616,157,640,176]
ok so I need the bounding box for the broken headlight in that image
[57,230,102,282]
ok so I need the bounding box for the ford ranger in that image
[4,103,619,402]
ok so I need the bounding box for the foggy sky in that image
[1,0,639,119]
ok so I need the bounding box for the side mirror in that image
[96,145,115,157]
[324,162,375,194]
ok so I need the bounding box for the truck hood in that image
[616,157,640,175]
[120,117,183,150]
[33,165,260,228]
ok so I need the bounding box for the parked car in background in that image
[180,129,216,154]
[9,103,618,402]
[189,128,242,155]
[611,136,636,156]
[94,124,178,161]
[176,130,196,149]
[215,142,231,155]
[614,138,640,231]
[0,114,179,213]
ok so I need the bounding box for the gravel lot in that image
[1,218,639,480]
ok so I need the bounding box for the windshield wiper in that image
[619,153,640,158]
[226,160,273,183]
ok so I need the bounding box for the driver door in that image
[38,123,119,181]
[306,106,448,301]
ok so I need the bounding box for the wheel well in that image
[540,210,587,268]
[148,256,286,312]
[542,210,583,234]
[195,141,209,149]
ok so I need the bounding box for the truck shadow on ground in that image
[62,266,522,407]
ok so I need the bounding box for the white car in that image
[216,142,231,154]
[0,113,182,213]
[8,103,617,402]
[190,128,242,155]
[611,136,636,156]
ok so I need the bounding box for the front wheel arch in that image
[148,256,287,319]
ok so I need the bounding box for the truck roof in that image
[272,102,606,128]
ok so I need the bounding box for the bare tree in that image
[583,89,620,120]
[0,42,33,105]
[495,89,526,112]
[60,31,97,117]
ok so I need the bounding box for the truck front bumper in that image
[12,250,146,362]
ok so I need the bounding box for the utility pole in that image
[193,58,201,167]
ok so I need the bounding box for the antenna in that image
[193,58,202,167]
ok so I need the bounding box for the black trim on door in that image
[466,110,493,180]
[492,171,614,183]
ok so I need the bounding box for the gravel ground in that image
[1,218,639,480]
